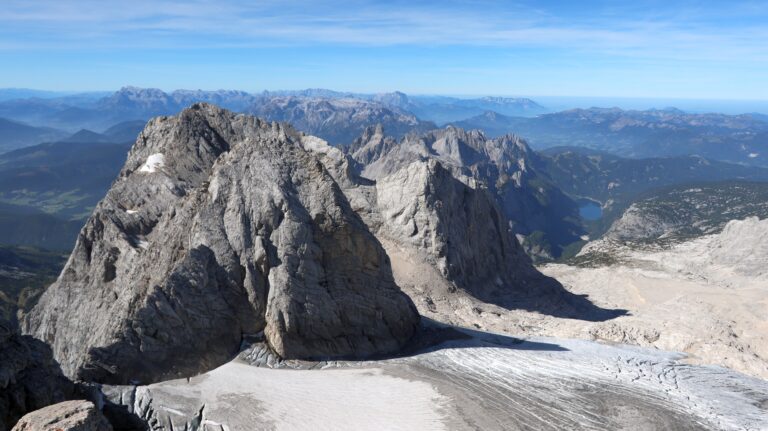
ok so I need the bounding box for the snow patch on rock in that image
[301,135,343,161]
[139,153,165,173]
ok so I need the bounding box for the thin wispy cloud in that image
[0,0,765,98]
[0,0,766,63]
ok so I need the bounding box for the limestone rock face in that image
[23,104,419,385]
[348,124,399,167]
[11,401,111,431]
[375,159,538,298]
[604,204,677,242]
[0,318,72,431]
[348,126,584,260]
[306,132,550,306]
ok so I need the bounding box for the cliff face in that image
[0,318,73,431]
[23,104,418,385]
[306,130,571,319]
[348,126,584,261]
[374,159,538,298]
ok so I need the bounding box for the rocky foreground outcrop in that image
[0,318,72,431]
[23,104,419,385]
[11,401,111,431]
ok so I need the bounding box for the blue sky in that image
[0,0,766,99]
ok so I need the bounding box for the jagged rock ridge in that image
[348,125,584,260]
[310,130,604,323]
[23,104,419,385]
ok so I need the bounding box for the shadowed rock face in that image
[23,104,419,385]
[0,318,73,431]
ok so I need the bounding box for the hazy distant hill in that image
[452,110,520,137]
[372,92,546,124]
[0,87,546,139]
[0,140,130,219]
[101,120,146,142]
[0,87,259,131]
[0,202,83,250]
[0,118,68,154]
[540,147,768,203]
[602,181,768,246]
[58,120,145,145]
[537,147,768,237]
[0,135,130,250]
[0,89,68,101]
[457,107,768,166]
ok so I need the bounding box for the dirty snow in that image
[139,153,165,173]
[301,135,343,161]
[125,331,768,431]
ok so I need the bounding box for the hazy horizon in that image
[3,86,768,115]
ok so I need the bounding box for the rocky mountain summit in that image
[300,126,618,328]
[23,104,419,385]
[348,125,584,260]
[21,105,603,389]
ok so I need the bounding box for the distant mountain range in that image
[368,91,547,124]
[249,96,436,145]
[0,87,545,146]
[3,110,768,263]
[257,89,547,123]
[455,107,768,166]
[540,146,768,203]
[2,87,768,260]
[4,87,767,169]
